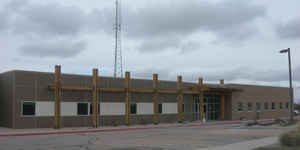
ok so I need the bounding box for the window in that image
[158,103,162,114]
[264,102,269,111]
[22,102,36,116]
[248,103,252,112]
[77,103,88,115]
[182,104,185,113]
[89,103,100,115]
[238,103,243,112]
[194,103,199,113]
[272,102,276,111]
[256,103,261,112]
[130,103,137,114]
[280,102,283,110]
[286,102,289,110]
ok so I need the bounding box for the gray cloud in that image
[134,66,300,83]
[96,0,265,38]
[93,0,265,53]
[11,1,87,37]
[276,17,300,39]
[20,40,86,58]
[137,37,180,53]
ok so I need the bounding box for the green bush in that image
[280,131,300,147]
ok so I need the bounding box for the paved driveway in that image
[0,123,295,150]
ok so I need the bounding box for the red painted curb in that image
[0,121,242,137]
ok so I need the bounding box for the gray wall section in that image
[0,72,13,128]
[12,70,183,129]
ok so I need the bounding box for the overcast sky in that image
[0,0,299,102]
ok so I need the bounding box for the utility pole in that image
[280,48,294,122]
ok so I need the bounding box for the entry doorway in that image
[193,95,221,121]
[204,95,221,121]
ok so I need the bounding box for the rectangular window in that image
[286,102,289,110]
[248,103,252,112]
[280,102,283,110]
[130,103,137,114]
[256,103,261,112]
[238,103,243,112]
[89,103,100,115]
[264,102,269,111]
[77,103,88,115]
[272,102,276,111]
[182,104,185,113]
[22,102,36,116]
[194,104,199,113]
[158,103,162,114]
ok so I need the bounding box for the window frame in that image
[77,102,89,116]
[158,103,163,114]
[237,103,243,112]
[256,102,261,112]
[89,103,100,115]
[21,101,36,117]
[248,103,253,112]
[280,102,283,111]
[264,102,269,112]
[130,103,137,114]
[271,102,276,111]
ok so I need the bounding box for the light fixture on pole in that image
[279,48,294,122]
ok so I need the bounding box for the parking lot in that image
[0,122,296,150]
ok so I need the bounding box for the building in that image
[0,67,291,129]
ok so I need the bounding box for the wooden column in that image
[153,74,159,124]
[220,79,225,121]
[198,77,204,121]
[177,76,183,123]
[54,65,61,129]
[92,69,99,128]
[125,72,131,126]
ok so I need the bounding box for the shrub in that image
[280,131,300,147]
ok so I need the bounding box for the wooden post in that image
[92,69,99,128]
[54,65,61,129]
[177,76,183,123]
[220,79,225,120]
[199,77,204,121]
[125,72,131,126]
[153,74,159,124]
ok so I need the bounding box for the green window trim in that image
[256,103,261,112]
[264,102,269,112]
[238,103,243,112]
[248,103,253,112]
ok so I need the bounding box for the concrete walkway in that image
[197,136,278,150]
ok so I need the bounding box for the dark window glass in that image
[130,103,137,114]
[238,103,243,112]
[286,102,289,110]
[280,102,283,110]
[256,103,261,112]
[272,102,276,111]
[90,104,100,115]
[158,104,162,114]
[77,103,88,115]
[264,102,269,111]
[248,103,252,112]
[23,102,35,116]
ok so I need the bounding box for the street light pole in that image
[280,48,294,122]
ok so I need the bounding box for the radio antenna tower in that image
[113,0,123,78]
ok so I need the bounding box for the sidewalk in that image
[197,136,278,150]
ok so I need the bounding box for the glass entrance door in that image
[204,95,221,121]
